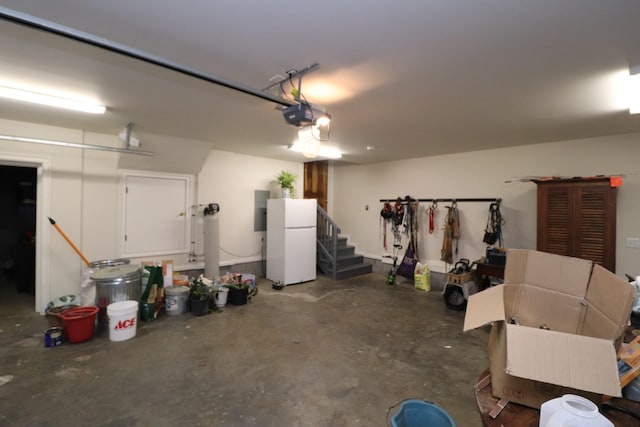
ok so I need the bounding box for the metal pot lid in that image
[90,264,140,281]
[165,286,190,296]
[90,258,130,268]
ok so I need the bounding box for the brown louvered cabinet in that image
[536,178,617,271]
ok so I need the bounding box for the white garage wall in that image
[80,132,122,263]
[0,118,306,312]
[2,115,638,312]
[332,133,640,276]
[197,149,304,267]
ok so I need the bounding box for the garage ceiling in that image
[1,0,639,164]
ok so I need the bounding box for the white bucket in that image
[165,286,190,315]
[540,394,613,427]
[214,287,229,308]
[107,300,139,342]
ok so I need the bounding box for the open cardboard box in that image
[464,249,636,408]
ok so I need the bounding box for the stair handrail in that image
[317,205,340,276]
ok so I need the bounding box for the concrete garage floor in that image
[0,273,490,426]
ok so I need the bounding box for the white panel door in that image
[123,174,190,257]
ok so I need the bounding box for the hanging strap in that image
[441,207,454,264]
[381,216,387,250]
[489,202,504,247]
[428,200,436,234]
[410,201,419,259]
[451,203,460,255]
[393,200,404,226]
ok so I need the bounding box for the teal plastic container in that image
[390,399,456,427]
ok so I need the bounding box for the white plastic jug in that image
[539,394,613,427]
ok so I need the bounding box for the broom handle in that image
[48,217,92,267]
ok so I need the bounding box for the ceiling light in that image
[297,127,320,158]
[289,143,343,159]
[289,132,342,160]
[312,121,330,142]
[0,84,106,114]
[315,114,331,127]
[630,69,640,114]
[316,146,342,159]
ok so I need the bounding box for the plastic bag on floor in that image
[80,265,97,306]
[414,262,430,292]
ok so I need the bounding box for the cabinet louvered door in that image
[537,185,572,257]
[573,183,616,271]
[536,179,616,272]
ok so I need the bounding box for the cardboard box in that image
[619,335,640,388]
[445,271,474,284]
[464,249,637,408]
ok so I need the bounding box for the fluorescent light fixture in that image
[0,84,106,114]
[0,134,153,156]
[630,71,640,114]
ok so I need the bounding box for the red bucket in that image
[59,306,99,343]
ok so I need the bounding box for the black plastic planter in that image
[228,286,248,305]
[190,297,210,316]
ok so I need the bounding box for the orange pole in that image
[48,217,91,267]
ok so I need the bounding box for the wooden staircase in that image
[317,206,373,280]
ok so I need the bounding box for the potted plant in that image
[226,282,250,305]
[189,275,211,316]
[275,170,297,198]
[224,274,258,306]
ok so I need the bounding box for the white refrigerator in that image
[266,198,317,285]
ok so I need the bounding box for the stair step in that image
[337,245,355,257]
[318,236,349,249]
[336,254,364,268]
[334,263,373,280]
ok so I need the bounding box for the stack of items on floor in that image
[186,273,257,316]
[44,257,259,346]
[464,249,639,422]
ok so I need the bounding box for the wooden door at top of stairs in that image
[304,160,328,211]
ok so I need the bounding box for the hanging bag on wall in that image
[380,202,393,250]
[393,198,405,227]
[397,240,417,278]
[381,202,394,220]
[482,202,503,246]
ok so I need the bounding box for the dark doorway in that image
[0,165,37,310]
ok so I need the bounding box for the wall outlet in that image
[626,237,640,248]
